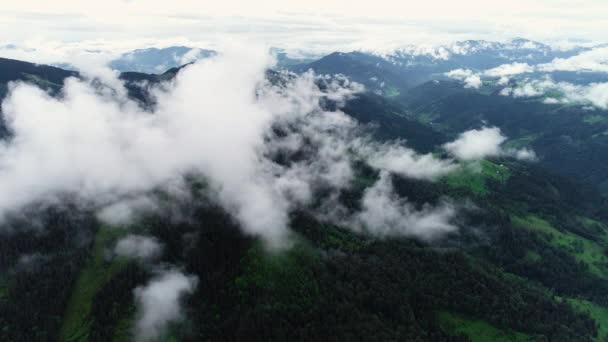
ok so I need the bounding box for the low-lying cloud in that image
[444,127,536,161]
[445,46,608,109]
[448,70,608,109]
[0,46,475,247]
[356,140,457,180]
[500,78,608,109]
[134,269,198,342]
[115,235,163,260]
[446,68,482,89]
[350,171,457,240]
[484,62,534,77]
[538,47,608,74]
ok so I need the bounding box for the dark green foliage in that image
[89,264,147,342]
[0,206,96,341]
[341,93,447,153]
[160,212,597,341]
[482,222,608,303]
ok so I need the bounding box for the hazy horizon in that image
[2,1,607,65]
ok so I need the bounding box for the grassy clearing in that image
[383,87,400,98]
[416,111,440,124]
[480,160,511,182]
[444,170,487,195]
[443,160,511,196]
[565,298,608,341]
[439,311,532,341]
[578,216,608,243]
[58,226,130,342]
[512,215,608,277]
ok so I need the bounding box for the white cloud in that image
[2,1,608,58]
[484,62,534,77]
[446,68,473,79]
[443,127,535,161]
[178,48,206,65]
[500,78,608,109]
[446,69,482,89]
[511,82,546,97]
[577,83,608,108]
[543,97,562,104]
[447,47,608,98]
[443,127,506,160]
[456,47,608,86]
[0,47,304,247]
[510,148,537,161]
[0,45,466,246]
[497,76,510,85]
[464,74,482,89]
[97,196,159,225]
[538,46,608,73]
[349,171,457,240]
[356,140,457,180]
[134,269,198,342]
[115,235,163,260]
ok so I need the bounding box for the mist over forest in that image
[2,1,608,341]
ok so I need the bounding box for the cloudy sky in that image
[2,0,608,55]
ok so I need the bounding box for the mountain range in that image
[2,38,608,341]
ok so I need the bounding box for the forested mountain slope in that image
[400,80,608,194]
[1,58,608,341]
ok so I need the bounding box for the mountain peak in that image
[109,46,216,73]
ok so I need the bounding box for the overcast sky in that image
[2,1,608,54]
